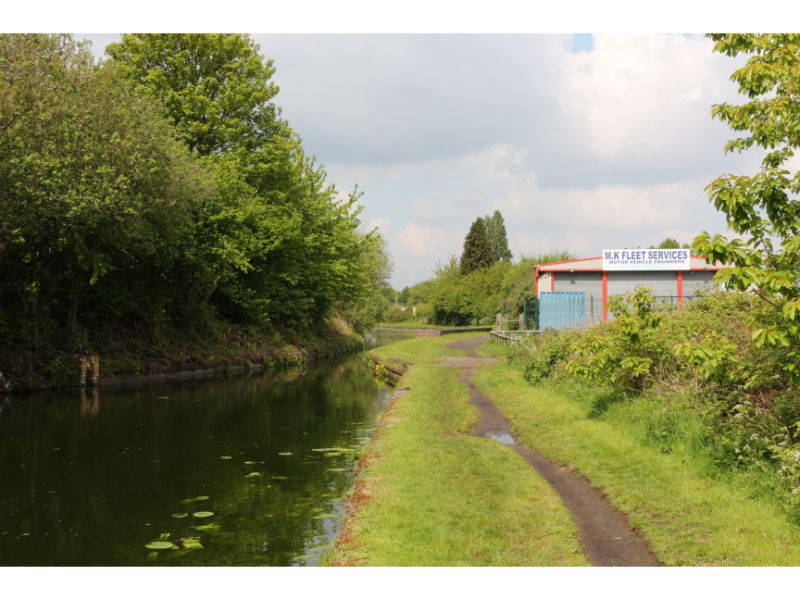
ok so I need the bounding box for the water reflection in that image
[80,388,100,417]
[0,356,389,566]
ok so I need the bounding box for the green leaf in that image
[181,537,204,550]
[145,541,178,550]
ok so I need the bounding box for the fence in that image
[536,293,700,331]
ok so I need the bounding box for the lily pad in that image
[312,513,336,520]
[323,452,341,458]
[278,451,292,456]
[181,495,210,505]
[244,472,262,478]
[181,537,204,550]
[271,475,288,480]
[243,460,256,465]
[193,523,221,532]
[193,511,214,518]
[145,541,178,550]
[327,468,347,472]
[171,513,188,519]
[219,456,232,460]
[311,448,339,453]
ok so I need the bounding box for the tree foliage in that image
[0,34,390,363]
[105,34,280,156]
[460,218,494,275]
[482,210,513,262]
[105,33,390,331]
[425,251,575,326]
[695,34,800,382]
[0,34,213,349]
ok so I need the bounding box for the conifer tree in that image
[460,218,494,275]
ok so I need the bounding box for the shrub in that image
[382,305,410,323]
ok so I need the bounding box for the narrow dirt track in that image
[445,336,660,567]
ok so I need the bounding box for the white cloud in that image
[334,141,733,286]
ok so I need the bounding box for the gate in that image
[523,297,539,331]
[539,292,585,330]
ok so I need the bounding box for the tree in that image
[483,210,513,262]
[0,34,213,347]
[695,34,800,381]
[655,238,691,249]
[657,237,681,249]
[107,34,389,331]
[460,218,494,275]
[398,287,410,305]
[105,34,280,156]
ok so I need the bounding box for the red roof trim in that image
[536,256,602,268]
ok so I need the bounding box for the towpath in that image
[443,336,659,567]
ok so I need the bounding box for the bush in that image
[508,288,800,520]
[382,305,410,323]
[509,329,581,384]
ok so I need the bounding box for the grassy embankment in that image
[2,317,364,392]
[474,345,800,566]
[331,333,586,566]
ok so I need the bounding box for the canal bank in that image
[1,318,366,393]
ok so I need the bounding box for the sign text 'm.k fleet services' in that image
[602,249,691,271]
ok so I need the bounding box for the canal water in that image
[0,340,410,566]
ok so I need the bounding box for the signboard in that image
[602,248,690,271]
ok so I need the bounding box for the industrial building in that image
[534,249,728,329]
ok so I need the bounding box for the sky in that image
[82,33,763,288]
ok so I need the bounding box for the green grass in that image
[377,320,447,329]
[366,332,476,364]
[377,321,491,330]
[334,336,585,565]
[473,358,800,565]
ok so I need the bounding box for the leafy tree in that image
[398,287,410,305]
[105,34,280,156]
[657,237,681,249]
[107,34,389,331]
[655,238,690,249]
[695,34,800,381]
[483,210,513,262]
[460,218,494,275]
[0,34,212,348]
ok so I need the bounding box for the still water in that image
[0,351,397,566]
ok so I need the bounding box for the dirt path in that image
[445,336,660,567]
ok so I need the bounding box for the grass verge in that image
[473,347,800,565]
[333,335,586,565]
